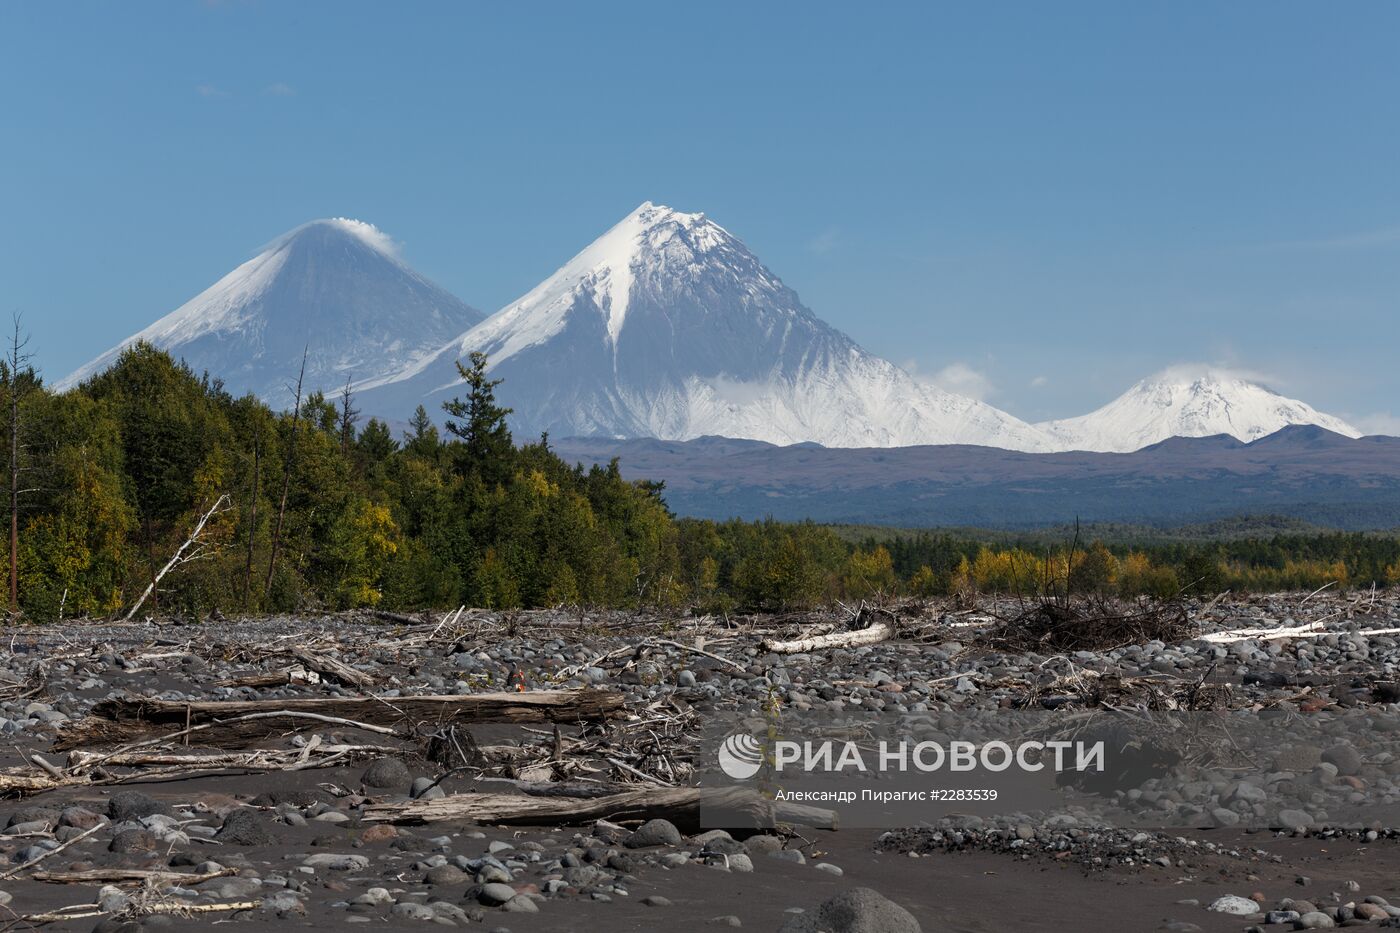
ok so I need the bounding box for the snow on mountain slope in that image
[359,202,1055,450]
[57,219,484,408]
[1037,368,1362,453]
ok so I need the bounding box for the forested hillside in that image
[4,341,1400,622]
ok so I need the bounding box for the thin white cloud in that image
[807,228,840,254]
[1030,375,1049,388]
[196,84,230,99]
[1151,361,1278,388]
[263,82,296,97]
[1350,412,1400,437]
[920,361,994,401]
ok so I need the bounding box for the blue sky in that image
[3,1,1398,428]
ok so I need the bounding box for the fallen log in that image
[362,785,837,833]
[0,772,69,795]
[18,900,259,925]
[287,648,376,690]
[763,621,894,654]
[1,744,401,799]
[475,778,634,799]
[213,670,298,689]
[54,689,624,750]
[30,867,235,885]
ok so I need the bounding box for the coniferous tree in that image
[442,352,513,482]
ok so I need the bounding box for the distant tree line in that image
[2,339,1398,622]
[861,530,1400,600]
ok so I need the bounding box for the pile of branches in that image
[990,594,1192,653]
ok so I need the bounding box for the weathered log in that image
[2,744,401,799]
[0,772,72,795]
[287,648,375,689]
[19,901,260,924]
[213,670,296,689]
[54,689,624,750]
[763,621,894,654]
[31,867,235,885]
[362,786,837,833]
[371,609,422,625]
[476,778,636,799]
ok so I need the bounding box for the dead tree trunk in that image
[265,348,307,596]
[763,621,894,654]
[54,689,625,750]
[122,494,230,622]
[243,436,259,606]
[6,316,32,614]
[338,376,359,457]
[362,786,838,832]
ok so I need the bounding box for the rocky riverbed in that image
[1,593,1400,931]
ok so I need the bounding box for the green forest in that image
[4,341,1400,623]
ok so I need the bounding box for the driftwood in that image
[1,743,399,798]
[17,900,259,925]
[362,786,837,832]
[213,670,299,689]
[54,689,625,750]
[475,778,636,799]
[0,823,103,878]
[30,867,235,886]
[763,621,894,654]
[286,648,375,689]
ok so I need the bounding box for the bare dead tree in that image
[338,377,360,457]
[243,435,260,606]
[264,348,307,597]
[6,316,34,613]
[123,494,231,621]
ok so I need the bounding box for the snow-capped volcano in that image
[57,219,483,407]
[1037,368,1362,453]
[359,202,1054,450]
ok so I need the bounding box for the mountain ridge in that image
[57,205,1367,453]
[552,425,1400,529]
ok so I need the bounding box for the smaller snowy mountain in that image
[57,219,483,407]
[359,202,1054,450]
[1037,368,1362,453]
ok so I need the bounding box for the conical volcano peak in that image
[270,217,403,261]
[57,218,483,405]
[593,201,735,268]
[627,200,705,229]
[359,204,1056,451]
[451,202,753,356]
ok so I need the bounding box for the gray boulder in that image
[361,758,412,789]
[624,818,683,848]
[778,887,920,933]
